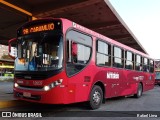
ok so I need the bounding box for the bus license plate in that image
[23,92,31,97]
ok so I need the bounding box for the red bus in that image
[9,18,155,109]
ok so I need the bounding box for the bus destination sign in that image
[23,23,54,35]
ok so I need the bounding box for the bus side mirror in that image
[8,38,17,59]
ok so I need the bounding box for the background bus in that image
[9,18,155,109]
[155,60,160,85]
[0,59,14,81]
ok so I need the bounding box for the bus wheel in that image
[134,83,143,98]
[89,85,103,109]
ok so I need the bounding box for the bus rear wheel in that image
[89,85,103,109]
[134,83,143,98]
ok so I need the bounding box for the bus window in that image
[71,42,90,64]
[143,58,149,72]
[113,46,124,68]
[66,30,92,76]
[67,41,91,76]
[149,60,154,73]
[125,51,134,70]
[135,55,142,71]
[96,40,111,66]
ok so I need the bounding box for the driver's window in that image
[66,30,92,76]
[69,41,90,64]
[66,40,91,76]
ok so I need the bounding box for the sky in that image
[109,0,160,59]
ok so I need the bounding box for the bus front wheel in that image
[134,83,143,98]
[89,85,103,109]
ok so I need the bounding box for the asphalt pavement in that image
[0,81,160,120]
[0,81,17,108]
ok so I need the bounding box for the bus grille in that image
[15,73,47,80]
[19,85,43,89]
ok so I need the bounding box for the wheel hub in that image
[93,91,101,105]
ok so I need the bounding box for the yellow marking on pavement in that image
[0,101,16,108]
[0,100,28,109]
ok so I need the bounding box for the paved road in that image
[0,84,160,120]
[0,81,14,101]
[0,81,13,93]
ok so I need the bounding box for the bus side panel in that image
[124,71,155,94]
[119,70,136,96]
[67,66,93,103]
[143,73,155,92]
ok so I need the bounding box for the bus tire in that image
[89,85,103,109]
[134,83,143,98]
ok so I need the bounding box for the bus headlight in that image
[14,83,19,88]
[44,86,50,91]
[43,79,63,91]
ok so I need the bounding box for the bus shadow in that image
[13,100,89,112]
[12,93,149,112]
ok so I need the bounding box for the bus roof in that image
[20,18,153,59]
[61,18,152,59]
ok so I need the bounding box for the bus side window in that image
[143,58,149,72]
[149,60,154,73]
[66,40,91,76]
[66,30,92,76]
[125,51,134,70]
[96,40,111,67]
[113,46,124,68]
[67,40,78,63]
[135,54,142,71]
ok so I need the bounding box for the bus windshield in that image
[15,33,63,71]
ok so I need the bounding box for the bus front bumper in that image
[13,85,76,104]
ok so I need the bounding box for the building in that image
[0,44,8,59]
[10,47,17,58]
[0,44,17,59]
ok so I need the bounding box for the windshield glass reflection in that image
[15,34,63,71]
